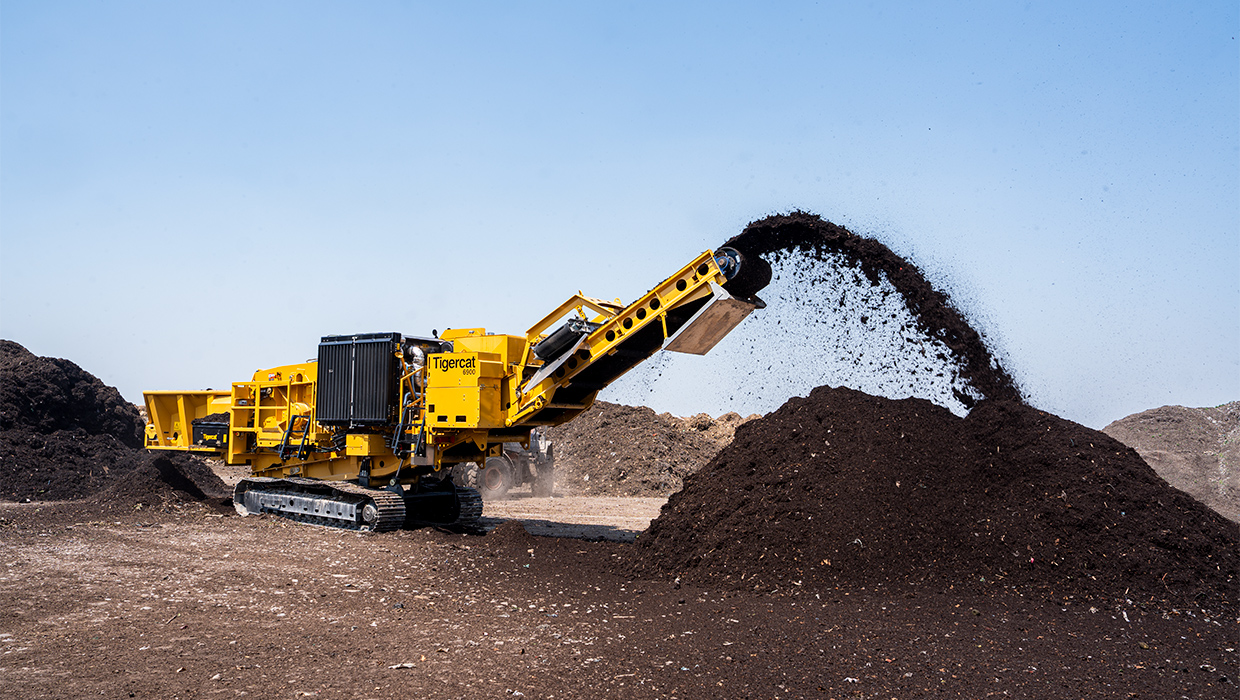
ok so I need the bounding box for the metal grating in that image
[316,333,400,426]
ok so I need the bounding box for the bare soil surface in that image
[1104,402,1239,523]
[481,495,666,542]
[1,503,1236,700]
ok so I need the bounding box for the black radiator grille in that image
[316,333,400,426]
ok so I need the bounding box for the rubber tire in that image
[451,462,479,489]
[478,455,513,501]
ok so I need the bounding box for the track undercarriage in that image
[233,477,483,532]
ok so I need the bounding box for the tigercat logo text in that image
[431,355,477,372]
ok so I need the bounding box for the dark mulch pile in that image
[0,340,230,510]
[547,401,724,496]
[634,385,1238,614]
[98,453,230,506]
[0,339,143,446]
[725,211,1022,405]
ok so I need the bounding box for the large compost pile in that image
[632,212,1235,613]
[0,340,228,509]
[1104,402,1239,523]
[634,386,1238,612]
[547,401,757,496]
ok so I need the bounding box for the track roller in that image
[233,477,405,532]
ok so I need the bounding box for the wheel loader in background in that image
[143,246,769,532]
[450,427,554,501]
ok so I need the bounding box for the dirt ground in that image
[483,495,665,542]
[1,501,1236,700]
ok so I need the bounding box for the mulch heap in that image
[0,340,229,511]
[547,401,757,496]
[725,211,1023,406]
[634,385,1239,614]
[1104,402,1239,523]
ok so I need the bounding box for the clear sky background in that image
[1,1,1236,429]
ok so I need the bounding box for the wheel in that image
[451,462,479,489]
[478,455,514,501]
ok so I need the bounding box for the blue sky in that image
[1,1,1236,428]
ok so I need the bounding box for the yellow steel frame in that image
[143,390,230,453]
[505,250,727,425]
[143,249,738,484]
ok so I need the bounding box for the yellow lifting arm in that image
[505,249,760,428]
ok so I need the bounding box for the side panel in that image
[425,352,505,429]
[143,390,231,453]
[664,283,759,355]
